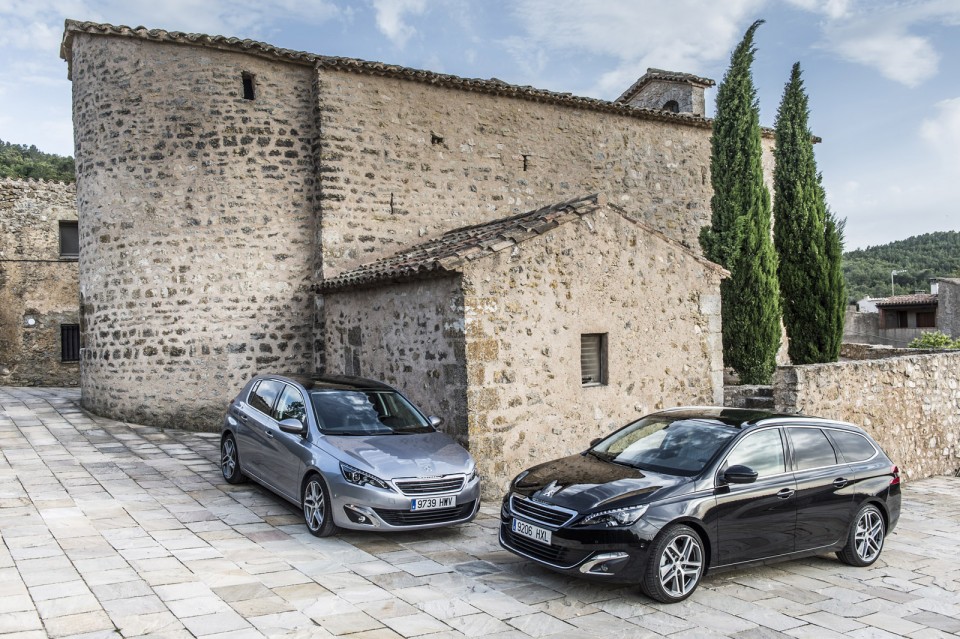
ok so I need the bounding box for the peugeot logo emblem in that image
[540,480,563,498]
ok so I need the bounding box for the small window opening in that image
[522,154,530,171]
[581,333,607,386]
[59,221,79,258]
[242,72,255,100]
[61,324,81,362]
[431,133,444,145]
[662,100,680,113]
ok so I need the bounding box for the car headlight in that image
[340,463,390,490]
[467,465,479,482]
[574,504,649,528]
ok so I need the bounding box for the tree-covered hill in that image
[0,139,75,182]
[844,231,960,302]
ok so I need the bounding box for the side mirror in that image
[278,418,306,436]
[428,415,443,428]
[723,464,759,484]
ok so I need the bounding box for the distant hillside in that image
[0,139,75,182]
[844,231,960,302]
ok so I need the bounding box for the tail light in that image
[890,465,900,486]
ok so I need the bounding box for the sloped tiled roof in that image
[616,68,716,104]
[875,293,938,308]
[321,195,604,291]
[60,20,722,132]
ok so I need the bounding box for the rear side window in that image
[829,430,878,463]
[787,428,838,471]
[248,379,283,415]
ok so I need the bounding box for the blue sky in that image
[1,0,958,250]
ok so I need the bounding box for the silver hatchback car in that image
[221,374,481,536]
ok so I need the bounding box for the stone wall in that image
[70,35,319,429]
[461,208,725,491]
[774,352,960,480]
[321,277,468,443]
[937,279,960,338]
[316,67,776,277]
[0,178,79,386]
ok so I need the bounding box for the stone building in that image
[321,194,726,482]
[60,21,775,487]
[0,178,80,386]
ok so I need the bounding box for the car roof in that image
[651,406,859,431]
[259,373,397,392]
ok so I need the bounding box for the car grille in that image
[374,500,475,526]
[509,494,576,528]
[393,476,465,496]
[501,525,591,567]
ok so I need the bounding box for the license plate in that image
[512,518,552,545]
[411,496,456,511]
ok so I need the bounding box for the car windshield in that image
[310,390,433,435]
[590,417,737,476]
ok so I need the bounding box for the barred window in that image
[581,333,607,386]
[61,324,80,362]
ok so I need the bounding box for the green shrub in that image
[908,331,960,349]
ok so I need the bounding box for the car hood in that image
[514,453,692,512]
[324,431,474,479]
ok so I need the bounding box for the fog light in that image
[343,504,380,527]
[579,552,630,576]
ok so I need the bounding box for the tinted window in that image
[248,379,283,415]
[591,417,737,477]
[59,221,79,257]
[788,428,838,470]
[275,385,306,423]
[830,430,877,463]
[310,390,431,435]
[725,429,785,477]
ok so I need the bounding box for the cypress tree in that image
[701,20,781,384]
[773,63,845,363]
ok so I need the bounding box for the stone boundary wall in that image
[840,342,949,360]
[774,351,960,480]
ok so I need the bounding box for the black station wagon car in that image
[500,407,901,603]
[221,374,480,536]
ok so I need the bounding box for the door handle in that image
[239,414,248,422]
[833,478,848,488]
[776,488,794,499]
[265,430,274,438]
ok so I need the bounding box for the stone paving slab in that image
[1,386,959,638]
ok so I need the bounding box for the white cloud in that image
[370,0,426,48]
[793,0,960,87]
[503,0,766,98]
[920,98,960,173]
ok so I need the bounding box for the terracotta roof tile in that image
[58,20,741,133]
[320,195,603,291]
[875,293,938,307]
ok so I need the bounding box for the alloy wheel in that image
[221,438,237,478]
[854,508,884,563]
[303,479,326,532]
[658,533,703,598]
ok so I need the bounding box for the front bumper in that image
[327,473,481,532]
[498,498,657,583]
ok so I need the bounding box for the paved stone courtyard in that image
[1,387,959,639]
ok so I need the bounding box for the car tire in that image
[221,435,246,484]
[837,503,885,567]
[302,474,338,537]
[641,524,705,603]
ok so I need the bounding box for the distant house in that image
[843,278,960,346]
